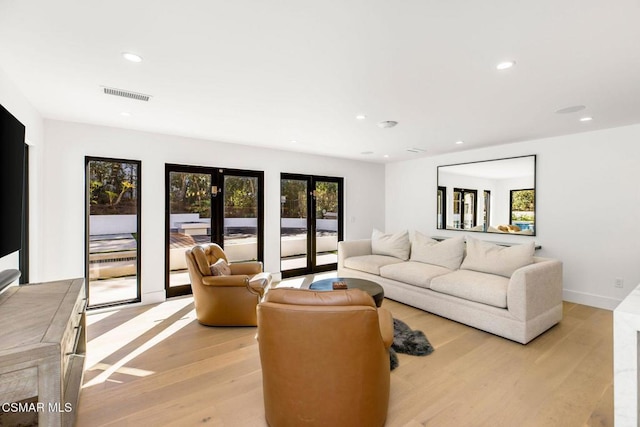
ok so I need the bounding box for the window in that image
[85,157,141,307]
[510,189,535,232]
[453,188,477,229]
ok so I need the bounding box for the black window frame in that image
[85,156,142,309]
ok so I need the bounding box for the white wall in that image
[0,67,44,281]
[42,120,385,304]
[386,124,640,310]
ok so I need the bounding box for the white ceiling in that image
[1,0,639,163]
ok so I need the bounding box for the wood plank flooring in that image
[76,297,613,426]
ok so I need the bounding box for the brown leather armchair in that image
[185,243,272,326]
[257,288,393,427]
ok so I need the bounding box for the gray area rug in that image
[390,318,434,370]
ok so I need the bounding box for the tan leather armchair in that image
[185,243,272,326]
[257,288,393,427]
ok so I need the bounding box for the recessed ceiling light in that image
[496,61,515,70]
[120,112,131,117]
[377,121,398,129]
[290,140,298,144]
[356,114,367,120]
[383,154,389,158]
[556,105,586,114]
[579,117,593,122]
[455,140,464,145]
[122,52,143,63]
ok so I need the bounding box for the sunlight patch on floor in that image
[83,304,196,388]
[87,362,155,378]
[84,297,196,385]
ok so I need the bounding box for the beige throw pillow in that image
[210,258,231,276]
[410,233,465,270]
[461,236,535,278]
[371,229,410,260]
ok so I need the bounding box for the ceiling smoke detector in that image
[377,120,398,129]
[103,86,151,102]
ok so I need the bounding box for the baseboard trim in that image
[563,289,622,311]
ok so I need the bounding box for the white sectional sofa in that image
[337,231,563,344]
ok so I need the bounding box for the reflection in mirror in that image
[437,186,446,228]
[437,155,536,235]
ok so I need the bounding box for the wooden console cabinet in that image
[0,278,86,427]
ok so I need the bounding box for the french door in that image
[453,188,477,230]
[280,173,343,278]
[165,164,264,298]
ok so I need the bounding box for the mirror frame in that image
[436,155,536,236]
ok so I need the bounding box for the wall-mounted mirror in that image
[437,155,536,235]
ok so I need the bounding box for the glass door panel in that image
[314,180,338,267]
[86,157,141,308]
[223,175,259,262]
[165,165,264,298]
[453,190,461,228]
[281,174,343,277]
[463,192,476,229]
[437,186,446,229]
[483,190,491,231]
[168,171,212,289]
[280,178,309,273]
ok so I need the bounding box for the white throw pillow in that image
[410,232,465,270]
[460,236,535,278]
[371,229,410,260]
[210,258,231,276]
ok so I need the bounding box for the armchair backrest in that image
[185,244,261,326]
[257,288,390,427]
[189,243,228,276]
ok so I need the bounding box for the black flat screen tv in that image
[0,104,26,258]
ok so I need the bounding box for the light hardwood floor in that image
[76,295,613,426]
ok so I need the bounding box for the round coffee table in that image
[308,277,384,307]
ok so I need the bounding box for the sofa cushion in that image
[460,236,534,278]
[380,261,452,289]
[371,229,410,260]
[410,233,465,270]
[344,255,404,275]
[430,269,509,308]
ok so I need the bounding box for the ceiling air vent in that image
[406,147,426,154]
[103,86,151,102]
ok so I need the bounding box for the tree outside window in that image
[510,189,535,230]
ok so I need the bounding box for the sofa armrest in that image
[338,239,373,269]
[230,261,263,275]
[202,275,250,287]
[507,259,563,321]
[377,307,394,349]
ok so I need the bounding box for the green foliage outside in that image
[224,176,258,218]
[170,174,259,219]
[281,180,307,218]
[89,161,138,215]
[90,165,338,221]
[170,173,212,218]
[511,189,535,222]
[280,180,338,218]
[314,182,338,218]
